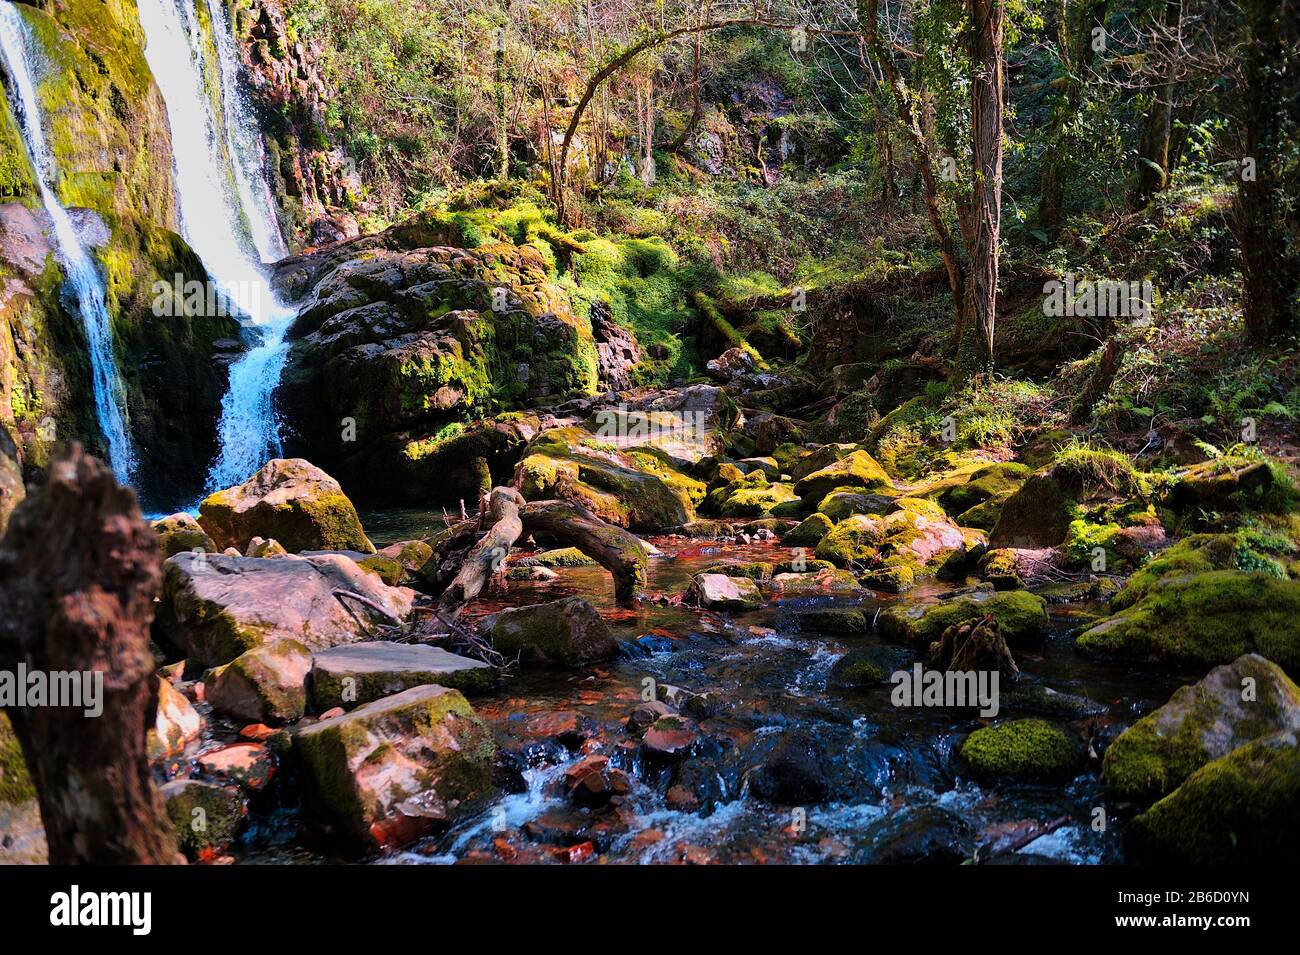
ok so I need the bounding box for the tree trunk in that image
[494,18,509,181]
[519,501,648,605]
[0,445,181,864]
[967,0,1005,373]
[1134,0,1182,205]
[437,486,524,618]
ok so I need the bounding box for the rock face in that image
[294,685,496,851]
[275,237,599,496]
[691,573,762,610]
[482,597,617,667]
[199,459,374,554]
[156,551,415,667]
[987,466,1077,549]
[1102,654,1300,802]
[0,424,22,536]
[205,639,314,724]
[1077,570,1300,672]
[1127,733,1300,864]
[310,641,495,710]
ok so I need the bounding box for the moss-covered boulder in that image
[199,459,373,554]
[1166,456,1291,515]
[515,547,597,567]
[783,511,834,547]
[482,596,617,666]
[160,779,246,859]
[356,540,434,586]
[816,501,974,590]
[1126,733,1300,864]
[828,645,915,688]
[310,641,495,710]
[1110,531,1296,612]
[817,487,893,522]
[205,639,313,725]
[796,607,869,636]
[936,462,1029,518]
[766,567,863,596]
[152,512,216,558]
[156,552,415,667]
[1102,654,1300,802]
[0,712,34,805]
[986,466,1077,549]
[708,476,798,517]
[960,719,1084,783]
[795,449,893,505]
[1076,570,1300,673]
[879,589,1049,650]
[515,426,700,530]
[691,573,763,610]
[294,684,496,852]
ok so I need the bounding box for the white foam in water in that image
[137,0,293,492]
[0,2,136,483]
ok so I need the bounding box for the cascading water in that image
[138,0,293,492]
[0,1,137,483]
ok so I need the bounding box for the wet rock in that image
[1126,732,1300,864]
[564,755,632,807]
[310,641,495,710]
[152,512,216,558]
[828,645,914,688]
[356,540,435,587]
[1102,654,1300,802]
[520,710,600,750]
[626,700,677,736]
[858,805,975,864]
[691,573,762,610]
[1076,570,1300,672]
[198,458,374,554]
[879,590,1049,650]
[751,729,832,805]
[795,450,893,505]
[767,568,862,596]
[796,607,869,636]
[817,489,893,522]
[642,716,699,760]
[294,685,496,851]
[160,779,246,859]
[148,677,203,761]
[960,719,1085,783]
[1001,683,1106,720]
[197,743,276,793]
[205,639,312,724]
[706,346,756,381]
[482,597,617,667]
[156,551,415,667]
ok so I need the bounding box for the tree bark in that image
[966,0,1005,373]
[1134,0,1182,205]
[519,500,648,605]
[0,445,181,864]
[437,486,524,618]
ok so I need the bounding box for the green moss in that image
[817,487,891,521]
[879,590,1049,649]
[1077,570,1300,672]
[161,780,245,857]
[516,547,597,567]
[960,719,1084,783]
[815,514,884,566]
[797,607,869,635]
[937,462,1030,516]
[0,713,34,805]
[1127,734,1300,864]
[783,511,834,547]
[795,450,893,504]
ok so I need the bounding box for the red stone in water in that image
[239,723,276,741]
[197,742,276,792]
[556,841,595,864]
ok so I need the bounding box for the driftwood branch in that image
[437,486,525,619]
[0,445,182,864]
[519,499,648,606]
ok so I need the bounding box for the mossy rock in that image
[789,443,857,481]
[1077,570,1300,673]
[152,512,216,558]
[1166,457,1293,515]
[783,512,834,547]
[795,607,869,636]
[828,645,914,688]
[815,514,884,565]
[1102,654,1300,803]
[817,487,893,522]
[482,596,617,666]
[700,561,775,581]
[204,639,313,725]
[1111,531,1295,612]
[714,481,798,517]
[937,462,1030,516]
[0,713,34,805]
[1126,733,1300,864]
[879,589,1049,649]
[515,547,597,567]
[310,642,496,709]
[960,719,1084,783]
[986,467,1077,549]
[978,548,1024,590]
[795,450,893,505]
[160,779,246,859]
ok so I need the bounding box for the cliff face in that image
[0,0,239,505]
[226,0,361,250]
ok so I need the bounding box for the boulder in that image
[641,715,699,760]
[1102,654,1300,802]
[815,501,976,590]
[294,684,496,851]
[987,467,1076,549]
[310,641,495,710]
[245,537,288,558]
[1076,570,1300,673]
[766,567,863,596]
[196,743,276,793]
[1166,457,1284,514]
[857,805,975,864]
[706,346,756,381]
[960,719,1084,783]
[152,512,216,558]
[160,779,246,858]
[198,458,374,554]
[782,512,834,547]
[879,589,1049,650]
[1127,733,1300,864]
[156,552,415,668]
[794,450,892,505]
[691,573,762,610]
[205,639,313,724]
[481,597,617,666]
[750,729,832,805]
[796,607,869,636]
[147,678,203,761]
[828,645,915,688]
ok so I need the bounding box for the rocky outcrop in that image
[156,551,415,667]
[198,458,373,553]
[309,641,495,710]
[294,684,496,851]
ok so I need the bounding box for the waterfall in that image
[138,0,293,493]
[0,2,137,483]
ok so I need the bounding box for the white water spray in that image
[138,0,293,491]
[0,2,137,482]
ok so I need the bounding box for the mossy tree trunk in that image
[1134,0,1183,205]
[966,0,1006,375]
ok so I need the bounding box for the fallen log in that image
[437,486,524,618]
[0,445,182,864]
[520,499,648,606]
